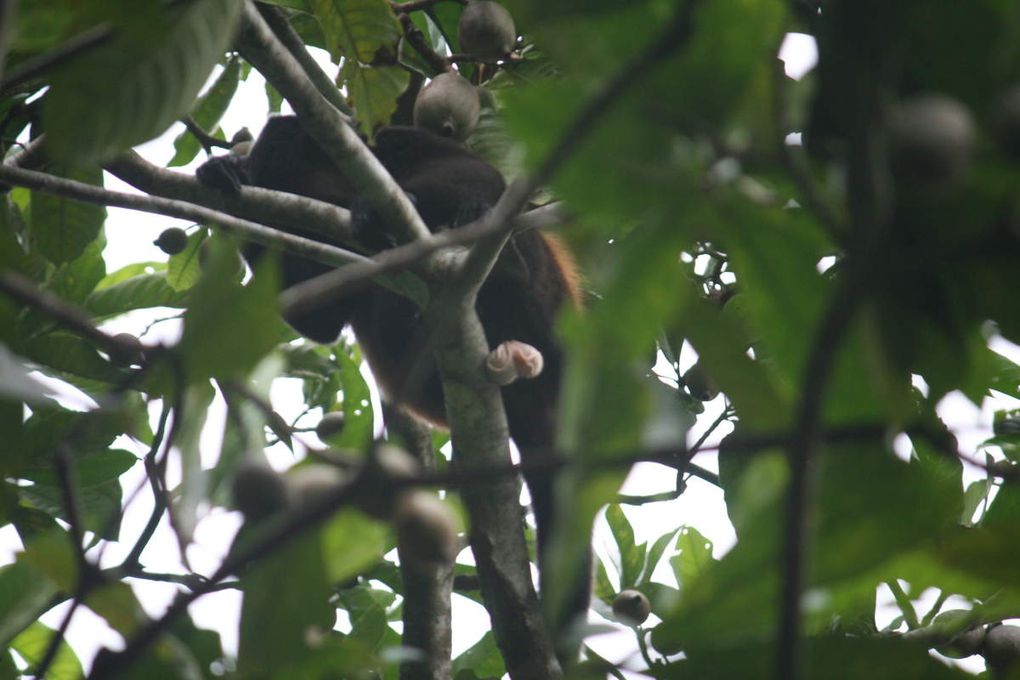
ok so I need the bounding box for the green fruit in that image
[154,227,188,255]
[413,72,480,141]
[458,1,516,61]
[683,363,719,402]
[395,491,459,569]
[232,459,289,521]
[108,333,145,367]
[612,589,651,625]
[315,411,346,440]
[889,95,975,184]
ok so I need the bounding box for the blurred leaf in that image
[452,631,505,679]
[652,634,971,679]
[20,332,127,385]
[176,237,280,384]
[321,510,388,584]
[43,0,244,163]
[0,562,59,647]
[174,383,216,545]
[238,528,333,676]
[10,622,83,680]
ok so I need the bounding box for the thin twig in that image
[885,580,919,629]
[182,117,231,154]
[391,0,465,13]
[398,13,450,74]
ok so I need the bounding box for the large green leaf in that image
[29,164,105,264]
[43,0,243,163]
[311,0,401,64]
[85,273,191,318]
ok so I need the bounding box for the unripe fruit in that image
[889,95,975,185]
[287,464,349,512]
[413,72,480,141]
[931,610,985,659]
[683,363,719,402]
[108,333,145,367]
[315,411,346,440]
[154,227,188,255]
[458,1,516,61]
[230,127,254,145]
[612,589,651,625]
[984,624,1020,675]
[395,491,459,569]
[232,459,289,521]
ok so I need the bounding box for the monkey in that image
[197,115,589,624]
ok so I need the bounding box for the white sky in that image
[6,33,1017,676]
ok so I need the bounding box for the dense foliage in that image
[0,0,1018,678]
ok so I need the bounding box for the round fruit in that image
[232,459,289,521]
[315,411,346,440]
[984,624,1020,675]
[413,72,480,141]
[395,491,459,569]
[612,589,651,626]
[154,227,188,255]
[683,363,719,402]
[108,333,145,367]
[458,1,516,61]
[286,464,349,512]
[889,95,975,184]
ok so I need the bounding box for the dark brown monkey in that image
[197,115,587,619]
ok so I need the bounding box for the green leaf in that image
[311,0,401,64]
[20,332,127,385]
[341,62,410,138]
[452,631,505,679]
[604,504,642,588]
[85,273,190,319]
[11,622,83,680]
[330,345,375,449]
[166,229,206,292]
[43,0,244,163]
[46,237,107,304]
[169,57,243,167]
[29,164,105,264]
[321,510,388,584]
[0,562,60,647]
[237,529,333,676]
[669,526,715,590]
[176,237,280,384]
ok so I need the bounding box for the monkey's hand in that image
[196,154,249,194]
[485,340,544,386]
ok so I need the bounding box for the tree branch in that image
[105,150,354,245]
[236,1,429,244]
[0,163,367,268]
